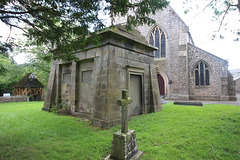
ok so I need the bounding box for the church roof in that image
[14,73,44,88]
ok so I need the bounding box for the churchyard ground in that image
[0,102,239,159]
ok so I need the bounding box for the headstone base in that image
[104,130,143,160]
[104,151,143,160]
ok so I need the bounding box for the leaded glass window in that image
[194,61,210,87]
[195,70,199,86]
[161,33,166,57]
[148,26,166,58]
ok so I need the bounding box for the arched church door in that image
[157,74,165,95]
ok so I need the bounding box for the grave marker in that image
[104,90,143,160]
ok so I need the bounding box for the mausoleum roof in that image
[100,24,158,51]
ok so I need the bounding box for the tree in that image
[0,38,15,75]
[0,0,169,60]
[0,55,28,95]
[21,44,51,87]
[0,52,50,96]
[182,0,240,39]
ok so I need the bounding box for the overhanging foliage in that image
[0,0,169,60]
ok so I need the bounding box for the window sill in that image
[195,85,210,89]
[154,58,167,61]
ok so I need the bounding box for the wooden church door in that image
[157,74,165,95]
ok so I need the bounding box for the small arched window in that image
[195,61,210,86]
[148,26,166,58]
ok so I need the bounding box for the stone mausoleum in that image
[43,26,162,128]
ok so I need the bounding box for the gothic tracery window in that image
[148,26,166,58]
[195,61,210,87]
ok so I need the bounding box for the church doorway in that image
[129,74,142,116]
[157,74,165,95]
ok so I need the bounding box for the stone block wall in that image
[235,78,240,93]
[133,6,193,100]
[60,63,72,107]
[187,44,236,101]
[43,27,162,128]
[188,44,222,100]
[0,96,27,103]
[113,5,236,101]
[226,71,237,101]
[91,36,161,127]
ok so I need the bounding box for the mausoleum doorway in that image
[129,74,143,116]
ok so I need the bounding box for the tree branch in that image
[6,26,12,43]
[105,0,140,8]
[31,64,50,73]
[0,6,59,16]
[238,0,240,12]
[218,5,230,32]
[0,10,30,15]
[194,0,215,17]
[229,0,240,12]
[2,21,27,33]
[0,15,20,19]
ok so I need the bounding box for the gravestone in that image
[105,90,143,160]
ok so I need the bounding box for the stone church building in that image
[43,4,236,128]
[114,5,236,101]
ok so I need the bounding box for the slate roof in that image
[14,73,44,88]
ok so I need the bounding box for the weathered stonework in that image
[187,44,236,101]
[43,26,162,128]
[114,5,236,101]
[235,78,240,93]
[0,96,27,103]
[104,130,143,160]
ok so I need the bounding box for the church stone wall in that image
[236,78,240,93]
[187,44,228,100]
[114,5,236,101]
[133,6,191,100]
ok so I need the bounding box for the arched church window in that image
[194,61,210,87]
[148,26,166,58]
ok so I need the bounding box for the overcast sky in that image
[1,0,240,70]
[169,0,240,70]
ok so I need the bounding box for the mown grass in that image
[0,102,239,160]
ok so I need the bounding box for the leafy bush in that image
[50,102,71,115]
[58,103,71,115]
[50,103,58,114]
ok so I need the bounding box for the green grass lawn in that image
[0,102,239,160]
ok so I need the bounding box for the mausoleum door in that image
[129,74,142,116]
[157,74,165,95]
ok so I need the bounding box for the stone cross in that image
[117,89,132,133]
